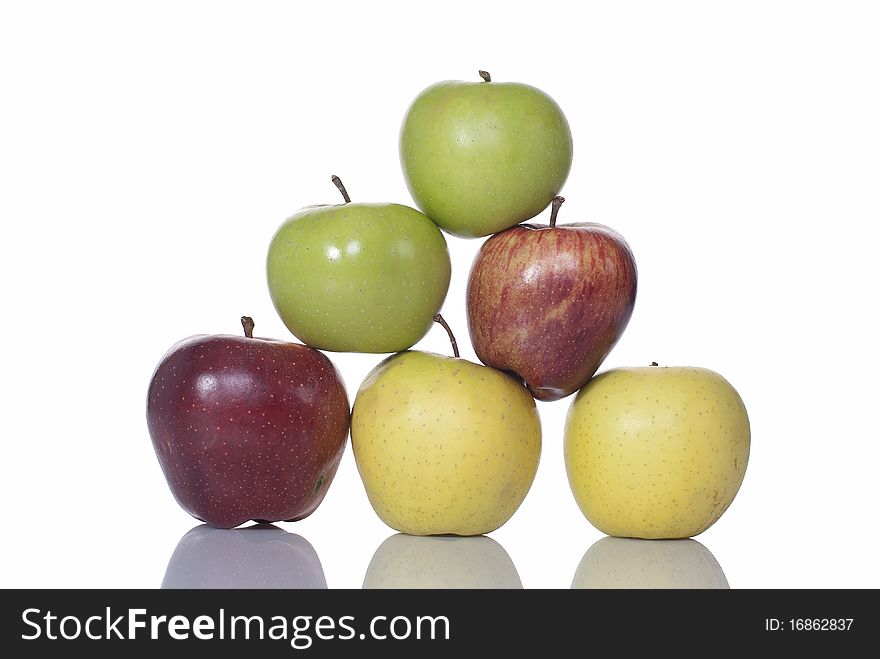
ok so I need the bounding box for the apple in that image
[571,537,729,589]
[467,197,637,401]
[146,317,350,528]
[363,534,522,589]
[400,70,573,238]
[267,176,451,353]
[162,524,326,589]
[564,365,750,538]
[351,315,541,536]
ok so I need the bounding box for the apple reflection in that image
[162,524,326,589]
[572,537,729,589]
[363,534,522,589]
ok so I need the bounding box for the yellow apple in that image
[564,366,749,538]
[351,349,541,536]
[363,534,522,588]
[571,537,729,589]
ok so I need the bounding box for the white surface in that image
[1,0,878,588]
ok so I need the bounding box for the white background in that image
[2,0,878,588]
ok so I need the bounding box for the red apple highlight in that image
[467,198,637,402]
[146,317,350,528]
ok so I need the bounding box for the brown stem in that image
[241,316,255,338]
[330,175,351,203]
[433,314,459,358]
[549,196,565,227]
[478,70,491,83]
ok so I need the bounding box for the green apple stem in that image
[478,70,491,83]
[433,314,460,358]
[330,175,351,203]
[549,196,565,227]
[241,316,255,338]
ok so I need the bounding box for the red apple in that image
[146,317,350,528]
[467,198,637,402]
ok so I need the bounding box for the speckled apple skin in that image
[467,222,637,402]
[400,78,573,238]
[351,351,541,536]
[564,366,750,539]
[147,334,349,529]
[267,202,451,353]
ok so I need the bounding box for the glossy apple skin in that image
[267,202,451,353]
[400,78,572,238]
[564,366,750,539]
[146,333,349,528]
[352,350,541,536]
[467,222,637,401]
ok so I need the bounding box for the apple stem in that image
[330,175,351,203]
[433,314,460,358]
[549,196,565,228]
[241,316,255,339]
[478,70,491,83]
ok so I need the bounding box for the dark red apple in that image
[466,198,637,402]
[146,317,350,528]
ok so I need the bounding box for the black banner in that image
[2,589,872,656]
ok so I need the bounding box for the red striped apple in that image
[466,198,637,401]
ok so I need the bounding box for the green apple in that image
[564,365,750,539]
[400,71,573,238]
[266,176,451,353]
[363,534,522,589]
[571,537,729,589]
[351,316,541,535]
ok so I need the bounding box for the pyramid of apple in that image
[147,71,750,539]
